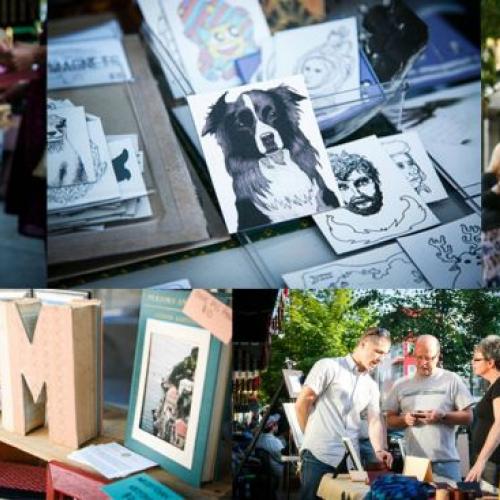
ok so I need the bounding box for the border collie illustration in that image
[47,114,88,188]
[202,85,339,231]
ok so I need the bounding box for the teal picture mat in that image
[125,289,223,487]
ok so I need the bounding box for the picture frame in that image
[282,369,303,399]
[124,290,227,487]
[342,437,364,471]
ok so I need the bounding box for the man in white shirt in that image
[384,335,473,481]
[295,327,393,500]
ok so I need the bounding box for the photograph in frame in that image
[125,289,228,487]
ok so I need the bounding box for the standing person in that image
[385,335,473,481]
[295,327,393,500]
[482,143,500,287]
[466,335,500,485]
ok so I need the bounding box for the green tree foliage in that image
[260,290,500,403]
[482,0,500,94]
[259,289,378,403]
[482,0,500,45]
[358,290,500,385]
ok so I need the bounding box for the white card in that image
[50,20,123,44]
[48,116,121,213]
[161,0,271,93]
[273,18,360,104]
[69,442,156,479]
[398,213,481,288]
[106,134,140,152]
[314,136,440,254]
[47,106,96,186]
[48,38,133,90]
[380,131,447,204]
[282,243,430,289]
[107,139,148,200]
[188,74,341,233]
[388,81,480,191]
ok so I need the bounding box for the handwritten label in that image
[182,290,232,344]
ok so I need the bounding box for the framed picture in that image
[282,369,303,399]
[125,290,228,487]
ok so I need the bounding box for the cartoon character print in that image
[178,0,258,82]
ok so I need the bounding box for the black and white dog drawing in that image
[47,114,88,188]
[202,85,339,231]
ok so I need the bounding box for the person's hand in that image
[8,43,40,72]
[375,450,393,469]
[403,412,417,426]
[465,458,486,482]
[418,409,445,425]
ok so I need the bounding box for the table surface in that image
[0,406,231,499]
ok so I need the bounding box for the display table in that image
[0,405,231,499]
[317,472,498,500]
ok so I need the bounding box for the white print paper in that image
[68,442,156,479]
[48,117,120,213]
[138,0,190,98]
[283,243,430,289]
[47,106,96,186]
[387,81,480,191]
[398,213,481,289]
[50,20,123,44]
[289,375,302,395]
[47,98,74,110]
[273,18,360,104]
[48,38,133,90]
[107,134,139,152]
[283,403,303,449]
[188,75,341,233]
[380,131,447,204]
[162,0,271,93]
[107,139,148,201]
[314,136,439,254]
[154,279,192,289]
[137,0,186,71]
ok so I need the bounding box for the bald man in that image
[384,335,473,481]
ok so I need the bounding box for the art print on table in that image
[47,106,96,187]
[188,75,341,233]
[314,136,439,254]
[107,138,148,201]
[131,319,210,469]
[162,0,271,92]
[48,115,121,212]
[48,38,132,90]
[381,131,447,204]
[397,214,481,288]
[386,81,480,191]
[282,243,429,289]
[274,17,360,103]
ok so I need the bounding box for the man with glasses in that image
[384,335,473,481]
[295,327,393,500]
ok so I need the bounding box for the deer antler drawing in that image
[460,224,480,251]
[428,235,457,264]
[428,224,480,287]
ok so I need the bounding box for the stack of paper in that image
[68,442,157,479]
[47,99,152,233]
[137,0,271,96]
